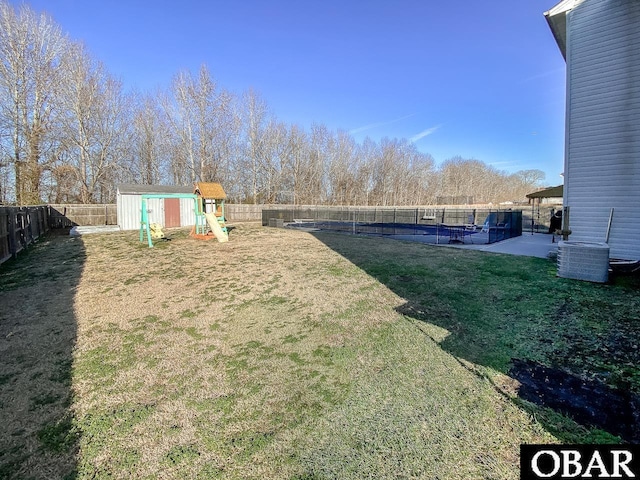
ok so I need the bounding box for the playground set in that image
[139,182,228,247]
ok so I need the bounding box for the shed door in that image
[164,198,181,228]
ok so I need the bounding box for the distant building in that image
[526,185,563,205]
[545,0,640,260]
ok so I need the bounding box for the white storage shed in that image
[116,184,197,231]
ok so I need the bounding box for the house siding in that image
[565,0,640,260]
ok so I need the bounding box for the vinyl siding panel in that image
[569,89,640,112]
[569,110,640,128]
[564,0,640,260]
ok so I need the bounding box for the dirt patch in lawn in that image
[510,359,640,443]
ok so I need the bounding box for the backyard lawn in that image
[1,223,638,479]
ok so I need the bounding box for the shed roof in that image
[544,0,587,59]
[194,182,226,200]
[526,184,564,199]
[117,184,193,195]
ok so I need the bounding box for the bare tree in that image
[509,169,546,201]
[404,148,435,206]
[280,124,307,204]
[353,138,378,206]
[0,140,13,203]
[162,65,235,186]
[254,119,289,204]
[58,43,131,203]
[129,92,172,185]
[164,71,197,182]
[0,2,71,204]
[208,88,239,191]
[325,129,358,205]
[306,124,330,204]
[369,137,414,206]
[240,88,271,203]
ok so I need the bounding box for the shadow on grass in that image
[0,230,84,478]
[311,231,640,443]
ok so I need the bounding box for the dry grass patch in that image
[69,223,405,478]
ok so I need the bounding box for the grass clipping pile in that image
[2,222,637,479]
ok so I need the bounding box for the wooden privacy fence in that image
[47,203,263,225]
[0,206,50,264]
[225,204,263,222]
[48,204,117,227]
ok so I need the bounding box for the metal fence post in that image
[8,209,16,258]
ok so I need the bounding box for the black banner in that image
[521,445,640,479]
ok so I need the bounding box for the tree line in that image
[0,2,545,206]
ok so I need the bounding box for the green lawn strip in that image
[313,233,640,441]
[291,318,554,480]
[327,232,640,388]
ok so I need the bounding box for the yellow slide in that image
[204,212,229,243]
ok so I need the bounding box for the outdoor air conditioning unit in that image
[557,241,610,283]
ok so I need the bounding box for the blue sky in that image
[16,0,566,185]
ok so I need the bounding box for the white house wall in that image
[565,0,640,260]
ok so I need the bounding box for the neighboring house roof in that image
[526,185,564,199]
[117,184,193,195]
[544,0,587,59]
[194,182,226,200]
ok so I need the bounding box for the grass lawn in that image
[1,223,638,479]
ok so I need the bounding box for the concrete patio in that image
[390,232,559,259]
